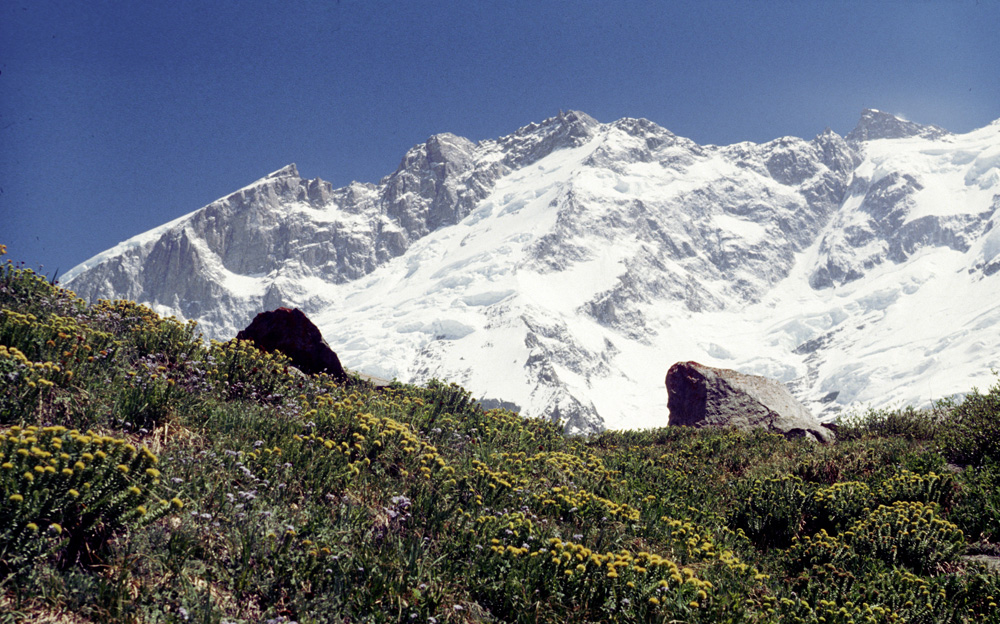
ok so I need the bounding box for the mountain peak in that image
[63,109,1000,434]
[510,110,599,139]
[550,110,600,137]
[555,109,598,126]
[265,163,300,179]
[845,109,948,143]
[484,110,601,171]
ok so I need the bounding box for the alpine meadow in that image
[2,243,1000,622]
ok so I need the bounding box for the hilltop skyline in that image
[2,0,998,277]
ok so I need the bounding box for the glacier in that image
[63,109,1000,434]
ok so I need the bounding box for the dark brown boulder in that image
[665,361,834,443]
[236,307,348,382]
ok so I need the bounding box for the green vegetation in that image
[1,245,999,623]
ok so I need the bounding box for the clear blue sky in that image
[2,0,998,278]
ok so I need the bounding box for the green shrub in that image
[784,530,857,576]
[0,252,86,321]
[111,356,188,430]
[937,376,1000,466]
[0,344,57,423]
[469,532,715,623]
[728,475,810,549]
[205,338,296,403]
[807,481,873,534]
[0,425,175,584]
[949,459,1000,543]
[835,404,940,441]
[88,299,201,361]
[782,563,997,624]
[847,501,964,574]
[785,500,964,577]
[872,469,954,508]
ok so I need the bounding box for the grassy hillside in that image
[1,245,999,624]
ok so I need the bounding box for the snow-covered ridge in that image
[65,110,1000,433]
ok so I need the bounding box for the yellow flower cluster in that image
[292,409,454,481]
[470,459,529,493]
[812,480,872,513]
[777,562,969,624]
[661,517,720,559]
[94,299,198,341]
[536,450,609,481]
[1,424,170,537]
[786,529,851,571]
[659,516,762,581]
[0,344,30,365]
[93,298,160,321]
[479,406,528,430]
[874,470,950,505]
[785,596,899,624]
[861,500,957,533]
[535,485,641,522]
[207,338,294,389]
[477,510,536,544]
[1,425,159,475]
[494,449,612,485]
[1,310,112,352]
[787,500,963,578]
[0,343,67,388]
[850,500,963,558]
[0,310,121,400]
[485,532,712,608]
[446,403,557,445]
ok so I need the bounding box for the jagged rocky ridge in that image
[64,109,1000,433]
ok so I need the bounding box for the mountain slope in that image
[64,110,1000,433]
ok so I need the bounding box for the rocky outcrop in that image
[236,307,347,382]
[666,361,834,443]
[845,108,949,143]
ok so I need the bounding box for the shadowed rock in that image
[236,308,347,382]
[666,361,834,443]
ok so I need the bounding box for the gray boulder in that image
[666,361,834,443]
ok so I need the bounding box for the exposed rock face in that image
[666,361,834,443]
[845,108,949,143]
[236,308,347,382]
[63,109,1000,433]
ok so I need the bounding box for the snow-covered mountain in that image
[63,109,1000,433]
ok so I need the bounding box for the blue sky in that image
[2,0,998,278]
